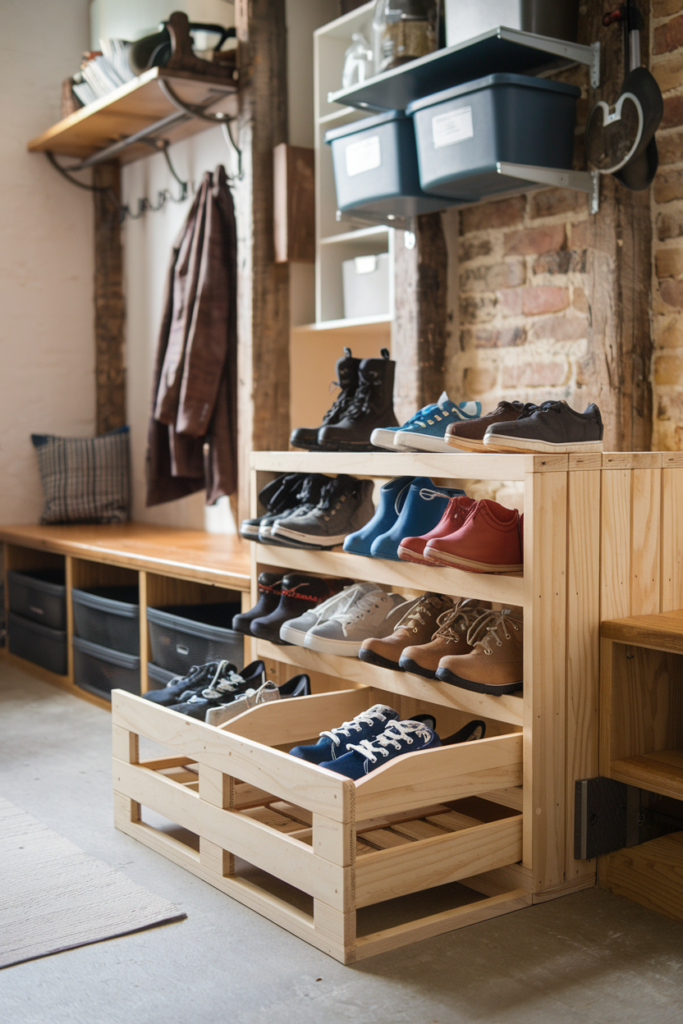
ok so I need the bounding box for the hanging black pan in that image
[586,2,663,191]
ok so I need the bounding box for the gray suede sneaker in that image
[304,590,417,657]
[271,475,375,549]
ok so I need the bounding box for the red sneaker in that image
[424,499,523,574]
[397,495,476,565]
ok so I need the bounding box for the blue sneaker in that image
[394,394,482,453]
[343,477,413,557]
[371,402,446,451]
[320,719,441,779]
[289,703,399,764]
[370,478,466,561]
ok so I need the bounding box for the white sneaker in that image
[279,581,380,645]
[207,680,280,727]
[304,591,419,658]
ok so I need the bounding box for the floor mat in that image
[0,796,185,968]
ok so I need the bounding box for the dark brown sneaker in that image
[359,593,453,670]
[398,598,485,679]
[444,401,532,453]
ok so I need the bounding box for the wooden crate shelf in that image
[27,67,238,164]
[112,687,528,963]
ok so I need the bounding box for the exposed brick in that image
[521,286,569,316]
[529,314,589,342]
[502,360,568,388]
[653,53,683,95]
[655,353,683,384]
[528,188,585,220]
[656,247,683,278]
[569,220,591,249]
[503,225,566,256]
[655,317,683,347]
[573,287,589,313]
[460,236,493,261]
[653,0,683,17]
[656,129,683,166]
[662,95,683,130]
[472,326,527,348]
[496,289,523,316]
[657,391,683,420]
[654,168,683,203]
[459,260,525,292]
[533,249,587,275]
[660,278,683,306]
[459,293,497,323]
[654,13,683,54]
[464,366,497,393]
[657,209,683,240]
[460,196,526,234]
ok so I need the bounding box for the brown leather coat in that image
[146,166,237,507]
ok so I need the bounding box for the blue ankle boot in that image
[343,477,413,557]
[370,478,466,561]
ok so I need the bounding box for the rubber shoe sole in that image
[483,433,603,454]
[393,431,454,453]
[303,633,363,657]
[370,428,402,451]
[424,546,522,574]
[272,525,348,547]
[278,622,311,646]
[444,434,488,453]
[397,656,437,679]
[397,544,432,565]
[358,647,402,670]
[435,665,523,695]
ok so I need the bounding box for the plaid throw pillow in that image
[31,428,130,525]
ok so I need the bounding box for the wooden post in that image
[578,3,653,452]
[93,163,126,434]
[235,0,290,523]
[392,212,449,422]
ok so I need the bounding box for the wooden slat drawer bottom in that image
[112,688,530,962]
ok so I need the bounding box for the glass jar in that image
[372,0,440,75]
[342,32,374,90]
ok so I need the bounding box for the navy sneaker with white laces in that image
[288,703,399,764]
[143,660,235,706]
[169,660,266,719]
[319,718,441,779]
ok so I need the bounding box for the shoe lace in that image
[419,487,453,503]
[314,583,368,620]
[343,372,382,421]
[319,706,391,749]
[182,661,237,702]
[395,593,447,634]
[466,609,522,655]
[433,600,482,643]
[517,400,559,422]
[348,720,431,764]
[201,665,250,699]
[335,591,387,635]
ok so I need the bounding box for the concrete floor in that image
[2,665,683,1024]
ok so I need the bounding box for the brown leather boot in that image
[359,593,453,670]
[435,608,523,694]
[397,599,484,679]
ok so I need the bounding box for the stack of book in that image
[71,39,135,107]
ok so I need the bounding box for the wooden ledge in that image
[601,610,683,653]
[0,522,251,590]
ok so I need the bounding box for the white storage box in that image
[342,253,390,320]
[445,0,578,49]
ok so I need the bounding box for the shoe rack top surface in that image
[601,609,683,654]
[0,522,251,590]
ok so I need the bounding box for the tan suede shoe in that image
[435,608,523,695]
[358,593,453,670]
[397,599,484,679]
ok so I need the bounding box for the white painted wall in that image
[0,0,95,524]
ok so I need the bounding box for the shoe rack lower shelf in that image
[252,638,524,727]
[112,687,528,963]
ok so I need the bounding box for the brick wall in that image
[652,0,683,449]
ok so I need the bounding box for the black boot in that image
[290,348,360,451]
[317,349,398,452]
[239,473,306,541]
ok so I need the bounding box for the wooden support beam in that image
[93,162,125,434]
[235,0,290,523]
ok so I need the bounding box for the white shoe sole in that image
[483,434,603,454]
[272,524,347,547]
[279,623,310,646]
[424,547,523,574]
[394,431,455,453]
[370,428,402,451]
[240,524,261,537]
[303,633,363,657]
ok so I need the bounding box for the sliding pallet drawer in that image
[112,686,526,963]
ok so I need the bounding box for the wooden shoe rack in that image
[111,450,683,962]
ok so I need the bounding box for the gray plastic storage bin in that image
[72,634,140,700]
[72,586,139,655]
[325,110,457,217]
[8,611,67,675]
[147,603,243,675]
[147,662,179,689]
[445,0,579,48]
[7,568,66,631]
[407,73,580,200]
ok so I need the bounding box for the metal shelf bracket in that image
[497,163,601,214]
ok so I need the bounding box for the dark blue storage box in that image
[325,110,458,217]
[72,634,140,700]
[8,611,67,675]
[407,73,581,201]
[7,568,66,631]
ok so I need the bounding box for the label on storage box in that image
[432,106,474,148]
[345,135,381,176]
